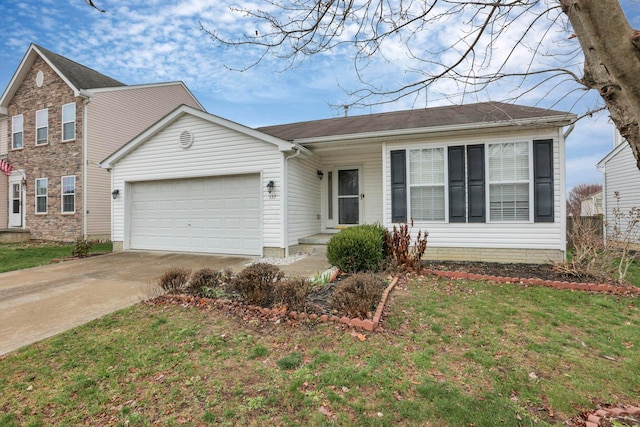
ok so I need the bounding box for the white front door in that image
[9,181,22,227]
[336,167,361,226]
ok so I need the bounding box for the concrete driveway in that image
[0,251,330,356]
[0,251,256,356]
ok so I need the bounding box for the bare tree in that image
[202,0,640,169]
[567,183,602,216]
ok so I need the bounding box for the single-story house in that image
[100,101,575,263]
[597,128,640,248]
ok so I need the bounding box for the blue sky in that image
[1,0,638,191]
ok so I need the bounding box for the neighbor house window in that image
[36,109,48,145]
[35,178,48,214]
[488,141,530,221]
[62,103,76,141]
[61,175,76,213]
[409,147,445,221]
[12,114,23,149]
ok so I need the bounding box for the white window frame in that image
[487,141,532,223]
[36,108,48,145]
[61,175,76,213]
[35,178,48,214]
[62,102,76,141]
[407,146,447,222]
[12,114,23,149]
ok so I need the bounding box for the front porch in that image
[0,229,30,243]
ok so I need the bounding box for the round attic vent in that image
[179,130,194,149]
[35,70,44,87]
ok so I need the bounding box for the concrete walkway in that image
[0,251,330,356]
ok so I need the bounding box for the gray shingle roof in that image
[257,102,572,141]
[35,44,125,90]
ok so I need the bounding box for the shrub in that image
[158,267,192,293]
[329,272,387,318]
[72,236,93,258]
[273,278,314,312]
[231,263,284,306]
[386,220,429,270]
[187,268,225,296]
[326,224,387,273]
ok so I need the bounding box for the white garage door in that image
[130,174,261,255]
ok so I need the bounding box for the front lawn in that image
[1,274,638,426]
[0,241,113,273]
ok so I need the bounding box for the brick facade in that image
[6,57,83,241]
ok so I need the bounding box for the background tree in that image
[567,183,602,217]
[202,0,640,169]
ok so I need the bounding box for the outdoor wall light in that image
[266,180,275,194]
[317,170,324,180]
[111,189,120,200]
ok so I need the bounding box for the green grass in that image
[0,275,638,426]
[0,241,113,273]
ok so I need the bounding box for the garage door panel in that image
[130,174,261,255]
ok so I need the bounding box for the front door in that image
[337,168,360,225]
[9,182,22,227]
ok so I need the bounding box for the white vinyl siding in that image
[36,109,48,145]
[601,143,640,246]
[84,83,203,238]
[287,154,321,246]
[62,175,76,213]
[61,102,76,141]
[12,115,23,149]
[111,113,284,251]
[384,128,564,252]
[488,141,530,221]
[35,178,48,214]
[409,147,446,221]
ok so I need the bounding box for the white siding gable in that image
[111,113,284,249]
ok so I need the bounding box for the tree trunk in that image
[560,0,640,168]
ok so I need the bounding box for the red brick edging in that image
[422,268,640,295]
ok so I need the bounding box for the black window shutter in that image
[448,146,466,223]
[390,150,407,223]
[467,144,485,222]
[533,139,554,222]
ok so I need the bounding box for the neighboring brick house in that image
[0,44,203,241]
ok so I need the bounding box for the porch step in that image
[0,229,30,243]
[297,233,337,256]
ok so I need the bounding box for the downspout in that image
[283,147,303,257]
[81,93,91,238]
[560,124,574,260]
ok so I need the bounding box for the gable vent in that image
[179,130,194,149]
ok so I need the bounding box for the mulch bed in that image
[424,261,629,286]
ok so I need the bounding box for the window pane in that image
[37,127,48,145]
[62,103,75,122]
[62,176,75,213]
[490,183,529,221]
[338,198,359,224]
[63,122,75,141]
[410,148,444,185]
[36,179,47,196]
[12,132,23,149]
[410,186,445,221]
[36,109,48,127]
[338,169,358,196]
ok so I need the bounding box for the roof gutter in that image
[290,115,576,145]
